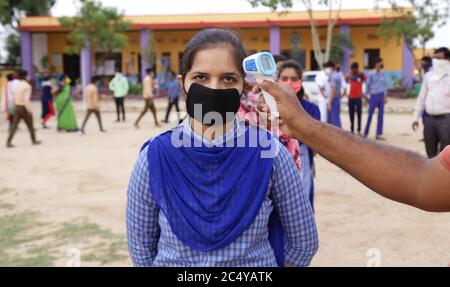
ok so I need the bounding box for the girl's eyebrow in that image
[222,72,240,76]
[190,71,240,76]
[190,71,208,75]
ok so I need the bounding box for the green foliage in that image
[4,32,20,66]
[0,0,55,66]
[248,0,332,10]
[378,0,450,57]
[59,0,131,55]
[128,84,143,95]
[0,0,55,26]
[330,31,353,64]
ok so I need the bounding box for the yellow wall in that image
[121,31,141,75]
[237,28,270,53]
[153,30,198,73]
[47,32,68,74]
[350,26,402,71]
[44,25,404,78]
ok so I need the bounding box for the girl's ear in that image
[243,80,253,95]
[177,75,185,94]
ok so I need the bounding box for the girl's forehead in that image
[280,68,299,77]
[190,46,240,73]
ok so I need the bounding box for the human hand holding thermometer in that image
[243,52,279,116]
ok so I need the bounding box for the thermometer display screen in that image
[261,55,272,71]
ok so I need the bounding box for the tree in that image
[0,0,55,27]
[4,32,20,66]
[377,0,450,59]
[329,31,352,65]
[248,0,344,69]
[59,0,131,74]
[0,0,56,66]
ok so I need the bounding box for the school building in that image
[18,8,414,93]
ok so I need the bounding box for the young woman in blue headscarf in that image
[126,28,318,267]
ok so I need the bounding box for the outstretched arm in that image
[257,80,450,212]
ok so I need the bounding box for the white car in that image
[302,71,321,104]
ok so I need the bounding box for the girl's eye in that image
[224,76,236,83]
[194,75,206,81]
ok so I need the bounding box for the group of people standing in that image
[314,57,388,140]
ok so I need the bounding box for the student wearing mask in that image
[324,61,343,128]
[412,47,450,158]
[315,65,329,123]
[364,58,387,140]
[109,70,129,122]
[126,28,318,267]
[345,62,366,135]
[277,60,320,210]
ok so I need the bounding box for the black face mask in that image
[185,82,241,125]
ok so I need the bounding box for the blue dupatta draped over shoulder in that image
[141,120,286,266]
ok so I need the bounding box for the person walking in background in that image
[364,58,387,140]
[325,61,343,128]
[80,77,106,134]
[162,70,180,124]
[54,73,79,132]
[412,47,450,158]
[6,70,41,148]
[40,74,55,129]
[346,62,366,135]
[134,68,160,128]
[109,70,129,122]
[4,73,17,130]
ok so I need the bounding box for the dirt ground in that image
[0,96,449,267]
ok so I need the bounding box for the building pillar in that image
[269,26,281,55]
[140,28,151,80]
[402,36,414,90]
[80,40,93,101]
[340,24,351,75]
[20,31,34,79]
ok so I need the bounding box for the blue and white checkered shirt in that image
[366,71,387,96]
[126,119,318,267]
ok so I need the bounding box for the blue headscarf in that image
[142,121,284,264]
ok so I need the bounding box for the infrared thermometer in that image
[243,52,279,115]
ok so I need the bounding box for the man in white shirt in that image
[315,67,329,123]
[412,47,450,158]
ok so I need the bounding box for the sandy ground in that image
[0,96,449,267]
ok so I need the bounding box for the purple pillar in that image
[402,36,414,89]
[269,26,281,55]
[80,40,92,101]
[140,29,151,80]
[20,31,34,79]
[340,24,351,75]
